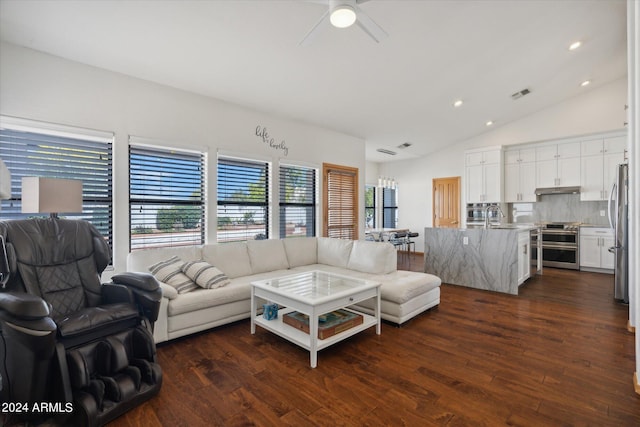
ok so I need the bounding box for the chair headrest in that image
[0,218,110,273]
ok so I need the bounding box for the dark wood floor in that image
[109,253,639,426]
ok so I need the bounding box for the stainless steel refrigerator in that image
[608,163,629,303]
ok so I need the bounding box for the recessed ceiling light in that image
[581,80,591,87]
[453,99,463,108]
[569,41,582,51]
[486,120,494,127]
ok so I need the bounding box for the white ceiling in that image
[0,0,627,162]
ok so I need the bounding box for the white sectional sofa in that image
[127,237,441,343]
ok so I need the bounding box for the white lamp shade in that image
[0,159,11,200]
[21,177,83,214]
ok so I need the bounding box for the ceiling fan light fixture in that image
[330,5,356,28]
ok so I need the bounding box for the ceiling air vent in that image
[397,142,412,149]
[376,148,397,156]
[511,88,531,100]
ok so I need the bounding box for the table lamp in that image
[21,177,83,218]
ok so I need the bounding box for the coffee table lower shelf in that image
[254,307,377,352]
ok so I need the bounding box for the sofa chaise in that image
[126,237,441,343]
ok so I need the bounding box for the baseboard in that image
[397,250,424,256]
[634,372,640,395]
[628,320,636,334]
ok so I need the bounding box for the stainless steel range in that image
[531,222,580,270]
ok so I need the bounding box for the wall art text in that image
[255,125,289,156]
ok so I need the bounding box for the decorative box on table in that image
[263,303,278,320]
[283,309,363,339]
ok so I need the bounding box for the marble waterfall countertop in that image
[424,225,537,295]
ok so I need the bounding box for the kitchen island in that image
[424,225,538,295]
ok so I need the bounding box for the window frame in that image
[217,155,270,242]
[279,163,318,238]
[382,187,398,228]
[364,184,376,230]
[128,138,206,251]
[0,116,114,247]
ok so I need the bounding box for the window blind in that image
[0,127,113,245]
[279,164,316,238]
[129,144,205,250]
[323,164,358,239]
[217,157,269,242]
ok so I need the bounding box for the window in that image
[0,123,113,246]
[382,187,398,228]
[217,156,269,242]
[323,163,358,239]
[279,164,317,238]
[129,142,205,250]
[365,185,376,229]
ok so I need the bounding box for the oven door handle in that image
[541,230,578,235]
[542,243,577,250]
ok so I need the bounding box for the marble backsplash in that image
[509,193,609,226]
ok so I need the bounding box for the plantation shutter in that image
[323,163,358,239]
[129,142,205,250]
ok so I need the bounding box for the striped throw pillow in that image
[181,261,231,289]
[148,256,198,294]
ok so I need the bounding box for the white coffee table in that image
[251,270,381,368]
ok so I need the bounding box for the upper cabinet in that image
[477,130,626,206]
[465,147,502,203]
[535,142,581,188]
[504,148,536,202]
[580,136,627,201]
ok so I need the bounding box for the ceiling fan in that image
[300,0,388,46]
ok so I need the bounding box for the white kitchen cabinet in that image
[535,142,581,188]
[504,148,536,202]
[517,230,531,285]
[580,227,614,273]
[465,148,502,203]
[580,136,627,201]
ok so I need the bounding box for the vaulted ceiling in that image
[0,0,627,162]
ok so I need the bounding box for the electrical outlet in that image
[600,210,606,217]
[463,236,469,245]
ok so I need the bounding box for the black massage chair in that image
[0,218,162,426]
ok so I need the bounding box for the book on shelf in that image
[283,309,363,339]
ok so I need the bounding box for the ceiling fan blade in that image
[299,10,330,46]
[355,6,388,43]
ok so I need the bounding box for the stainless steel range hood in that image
[535,186,581,196]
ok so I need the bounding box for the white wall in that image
[626,0,639,392]
[379,76,628,253]
[0,42,366,274]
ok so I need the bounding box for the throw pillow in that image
[148,256,198,294]
[181,260,231,289]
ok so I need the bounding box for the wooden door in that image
[433,177,460,228]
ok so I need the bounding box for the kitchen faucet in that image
[485,205,505,228]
